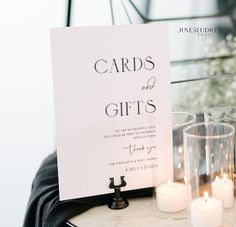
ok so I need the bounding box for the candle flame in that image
[223,173,228,181]
[215,176,220,182]
[178,147,183,154]
[204,191,208,203]
[226,154,228,160]
[178,162,182,170]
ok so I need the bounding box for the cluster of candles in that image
[156,174,234,226]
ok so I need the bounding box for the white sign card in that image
[51,24,173,200]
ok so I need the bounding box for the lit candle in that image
[178,146,183,154]
[177,162,182,171]
[212,174,234,208]
[191,192,223,227]
[156,180,186,212]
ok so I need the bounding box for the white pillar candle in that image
[191,192,223,227]
[212,174,234,208]
[156,180,186,212]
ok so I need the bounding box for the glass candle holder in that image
[172,111,196,181]
[204,106,236,125]
[184,122,235,227]
[205,106,236,196]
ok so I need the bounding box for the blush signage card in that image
[51,24,173,200]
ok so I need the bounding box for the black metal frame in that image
[66,0,72,27]
[66,0,235,25]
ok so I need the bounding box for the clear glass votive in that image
[204,106,236,126]
[205,106,236,196]
[184,122,235,227]
[154,111,196,221]
[172,111,196,181]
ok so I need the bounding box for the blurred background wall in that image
[0,1,65,226]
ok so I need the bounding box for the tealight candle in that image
[191,192,223,227]
[156,180,186,212]
[212,174,234,208]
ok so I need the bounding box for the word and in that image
[142,76,156,91]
